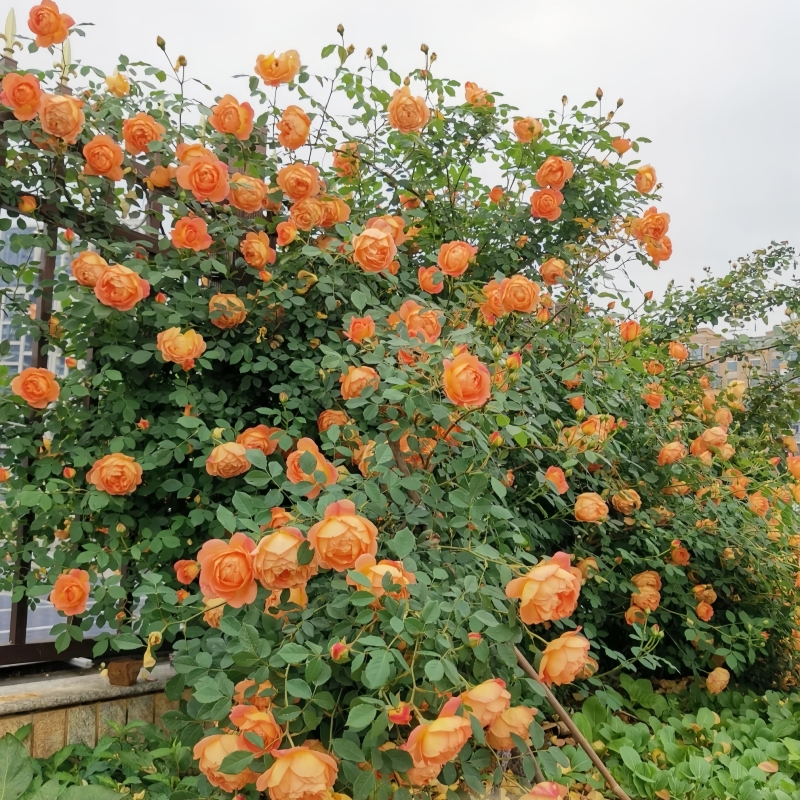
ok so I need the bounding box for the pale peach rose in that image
[715,408,733,427]
[194,734,257,793]
[276,163,320,202]
[464,81,492,106]
[38,93,84,143]
[513,116,543,143]
[256,745,338,799]
[94,265,150,311]
[11,367,59,409]
[442,353,491,408]
[174,559,200,584]
[276,220,298,246]
[668,341,689,362]
[175,142,215,164]
[264,585,308,619]
[612,138,631,155]
[255,50,302,87]
[308,499,378,571]
[236,425,282,456]
[203,599,224,628]
[635,165,657,194]
[206,442,251,479]
[611,489,641,514]
[352,227,397,273]
[461,679,511,728]
[1,73,43,121]
[345,554,415,598]
[701,426,728,448]
[318,409,349,432]
[171,216,213,251]
[631,585,660,612]
[344,315,376,344]
[418,266,445,294]
[285,438,338,498]
[240,231,276,268]
[498,274,540,313]
[748,492,769,517]
[50,568,90,616]
[387,86,430,133]
[574,493,608,523]
[401,714,472,768]
[437,240,477,278]
[229,173,266,213]
[365,214,406,246]
[234,678,274,710]
[157,327,207,369]
[253,526,317,590]
[208,293,247,329]
[539,630,591,686]
[505,552,582,624]
[268,508,293,529]
[340,365,380,399]
[539,258,566,286]
[530,188,564,221]
[104,71,129,97]
[544,466,568,494]
[122,111,166,155]
[405,765,442,787]
[706,667,730,695]
[27,0,74,47]
[630,206,670,242]
[535,156,574,191]
[229,704,282,756]
[318,196,351,228]
[209,94,254,139]
[485,706,537,750]
[277,105,311,149]
[658,441,687,466]
[197,531,257,607]
[289,197,324,231]
[83,134,124,181]
[86,453,142,495]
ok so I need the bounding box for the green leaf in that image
[286,679,312,700]
[216,506,237,533]
[0,733,33,800]
[332,738,365,762]
[58,788,122,800]
[346,704,377,731]
[424,660,444,682]
[278,643,311,664]
[353,769,376,800]
[217,749,254,776]
[25,779,59,800]
[388,528,415,559]
[619,745,641,771]
[297,540,315,566]
[362,651,391,689]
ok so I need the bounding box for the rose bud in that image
[506,352,522,370]
[330,641,350,663]
[489,431,503,448]
[0,468,10,482]
[155,292,167,304]
[63,228,75,243]
[467,632,482,648]
[63,466,76,479]
[176,589,190,604]
[17,195,36,214]
[137,419,149,430]
[452,344,469,356]
[259,270,273,282]
[65,357,77,369]
[387,701,412,725]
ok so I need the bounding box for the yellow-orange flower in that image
[11,367,60,409]
[387,86,430,133]
[612,138,631,155]
[505,552,582,625]
[38,93,84,143]
[308,499,378,571]
[540,258,567,286]
[157,327,207,370]
[176,156,230,203]
[237,425,282,456]
[285,438,338,498]
[513,116,543,143]
[530,188,564,221]
[464,81,493,106]
[611,489,641,514]
[658,441,686,466]
[0,73,42,121]
[635,165,657,194]
[209,94,254,140]
[50,568,89,615]
[208,293,246,329]
[461,679,511,728]
[418,266,444,294]
[197,531,257,607]
[538,630,591,686]
[437,240,477,278]
[255,50,302,87]
[574,492,608,523]
[240,231,275,268]
[344,315,376,344]
[229,173,266,213]
[105,71,129,97]
[442,352,491,408]
[277,105,311,149]
[345,554,415,598]
[535,156,574,191]
[498,274,540,313]
[619,319,642,341]
[205,442,251,479]
[194,734,257,793]
[253,526,317,590]
[486,706,537,750]
[83,135,124,181]
[318,409,349,432]
[171,215,213,250]
[401,710,472,769]
[276,162,320,201]
[27,0,74,47]
[340,365,380,399]
[276,220,298,246]
[256,745,338,799]
[122,111,166,155]
[86,453,143,495]
[94,265,150,311]
[352,228,397,273]
[630,206,670,243]
[706,667,730,695]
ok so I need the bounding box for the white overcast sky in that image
[26,1,800,309]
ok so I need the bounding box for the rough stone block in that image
[126,693,154,724]
[66,704,96,747]
[32,709,66,759]
[154,693,178,730]
[97,698,126,738]
[0,714,32,753]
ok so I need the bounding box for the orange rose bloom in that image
[17,195,35,215]
[27,0,74,47]
[464,81,492,106]
[289,197,324,231]
[387,86,430,133]
[264,585,308,618]
[461,679,511,728]
[11,367,60,408]
[612,138,632,155]
[340,365,380,399]
[635,165,657,194]
[619,319,642,341]
[276,162,320,202]
[670,544,690,565]
[402,706,472,769]
[498,274,540,313]
[706,667,730,695]
[268,508,293,529]
[209,94,254,140]
[318,197,351,228]
[240,231,275,268]
[612,489,642,514]
[318,409,349,432]
[50,568,90,616]
[122,111,166,155]
[658,441,687,466]
[631,585,660,612]
[632,571,662,591]
[234,678,275,710]
[171,215,213,251]
[544,466,568,494]
[748,492,769,517]
[405,765,441,787]
[701,426,728,448]
[38,93,84,143]
[505,552,581,625]
[669,341,689,362]
[255,50,302,87]
[206,442,251,479]
[442,353,491,408]
[344,315,376,344]
[536,156,574,191]
[787,455,800,480]
[194,734,257,793]
[176,156,229,203]
[256,746,338,799]
[530,188,564,221]
[229,704,283,756]
[366,214,406,245]
[513,116,543,143]
[486,706,537,750]
[174,559,200,584]
[237,425,281,456]
[94,265,150,311]
[307,498,378,571]
[277,105,312,149]
[574,493,608,523]
[351,228,397,273]
[105,71,129,97]
[333,142,359,177]
[86,453,143,495]
[405,308,441,344]
[696,601,714,622]
[1,73,43,121]
[197,531,257,607]
[176,142,214,164]
[157,327,207,369]
[417,266,444,294]
[625,606,647,625]
[276,220,298,246]
[229,173,266,213]
[209,293,247,329]
[437,240,477,278]
[145,164,176,190]
[630,206,670,242]
[285,438,338,498]
[540,258,567,286]
[254,526,317,590]
[83,135,124,181]
[539,630,591,686]
[715,408,733,427]
[346,554,416,598]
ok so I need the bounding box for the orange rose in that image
[197,531,257,607]
[635,165,657,194]
[346,554,416,598]
[122,111,166,155]
[522,783,569,800]
[612,138,631,155]
[351,228,397,273]
[464,81,492,106]
[619,319,642,341]
[209,293,247,329]
[206,442,251,479]
[366,214,406,245]
[229,173,266,213]
[513,116,543,143]
[540,258,567,286]
[209,94,254,140]
[632,571,661,591]
[17,194,36,214]
[461,679,510,728]
[670,544,690,565]
[11,367,60,408]
[27,0,73,47]
[405,309,441,344]
[254,50,302,86]
[544,466,568,494]
[240,231,275,268]
[38,93,84,143]
[498,274,540,313]
[539,630,591,686]
[256,746,338,799]
[307,498,378,571]
[340,365,380,399]
[176,142,214,164]
[658,441,686,466]
[787,455,800,480]
[194,734,257,793]
[442,352,491,408]
[265,585,308,618]
[530,188,564,221]
[176,156,229,203]
[485,706,537,750]
[715,408,733,427]
[171,215,213,250]
[631,585,660,612]
[145,164,176,189]
[418,266,444,294]
[276,220,298,246]
[229,704,283,756]
[344,315,376,344]
[174,559,199,584]
[104,71,129,97]
[748,491,769,517]
[574,492,608,523]
[625,606,647,625]
[316,196,350,229]
[536,156,574,190]
[318,409,349,432]
[276,162,320,201]
[83,134,124,181]
[234,678,274,710]
[285,438,338,498]
[706,667,730,695]
[1,73,42,121]
[254,526,317,590]
[50,568,90,616]
[437,240,477,278]
[237,425,282,456]
[646,234,673,266]
[277,105,312,149]
[86,453,142,495]
[701,426,728,448]
[157,327,207,369]
[405,765,441,787]
[612,489,642,514]
[387,86,430,133]
[289,197,324,231]
[630,206,670,242]
[333,142,359,177]
[505,552,581,625]
[203,599,224,628]
[696,601,714,622]
[268,508,293,529]
[94,264,150,311]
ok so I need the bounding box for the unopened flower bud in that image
[279,392,289,403]
[430,53,437,63]
[420,43,429,53]
[467,632,482,648]
[387,701,412,725]
[596,87,603,99]
[116,523,126,533]
[644,290,654,301]
[63,466,76,479]
[489,431,503,448]
[156,36,166,50]
[576,408,586,420]
[63,228,75,243]
[211,427,224,440]
[616,97,624,108]
[330,641,350,663]
[337,23,345,35]
[506,352,522,370]
[137,419,149,430]
[562,95,568,106]
[492,343,503,359]
[403,76,410,86]
[175,55,187,68]
[366,47,373,58]
[347,44,354,55]
[65,357,77,369]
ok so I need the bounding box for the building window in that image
[709,347,718,355]
[690,346,703,360]
[727,361,738,371]
[772,357,781,369]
